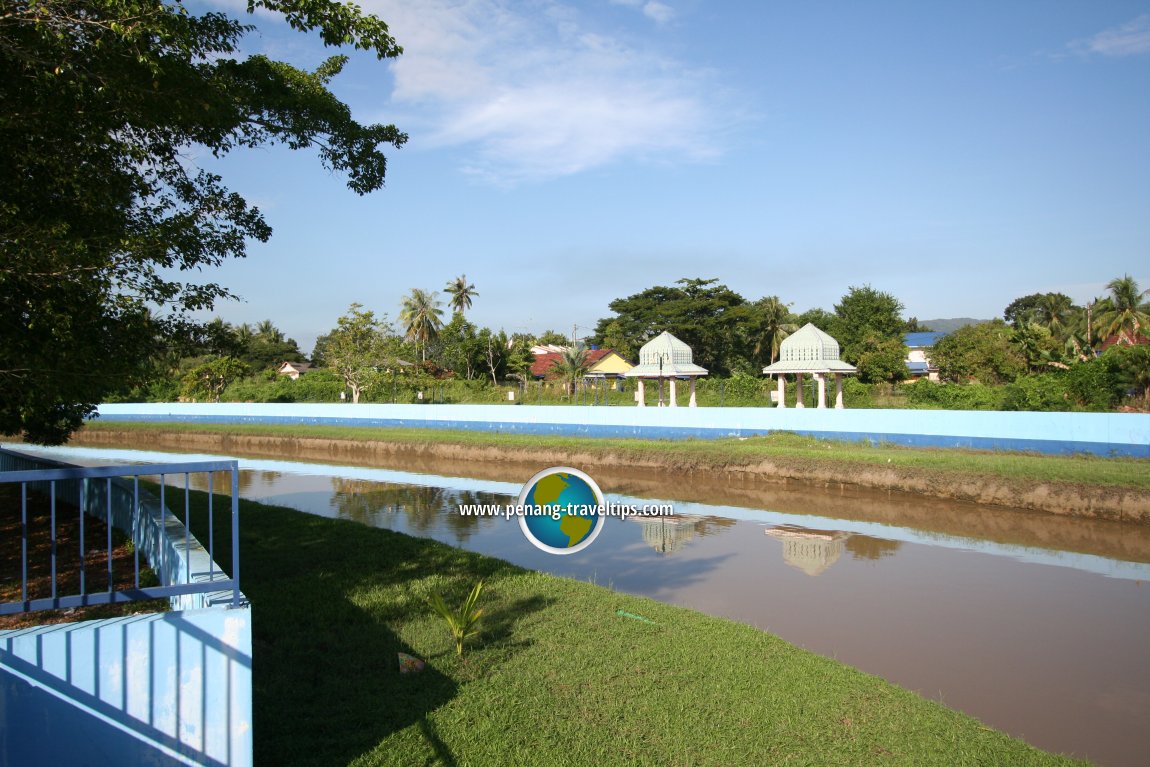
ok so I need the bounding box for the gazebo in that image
[624,331,708,407]
[762,323,857,408]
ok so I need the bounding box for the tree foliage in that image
[830,285,906,363]
[1,0,406,442]
[592,278,750,374]
[445,275,478,316]
[400,288,445,362]
[323,304,389,403]
[180,356,248,402]
[931,320,1027,385]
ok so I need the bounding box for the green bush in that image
[1002,373,1071,412]
[903,379,1006,410]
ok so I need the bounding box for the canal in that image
[8,442,1150,767]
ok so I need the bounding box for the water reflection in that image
[629,515,736,554]
[329,478,506,544]
[765,526,851,576]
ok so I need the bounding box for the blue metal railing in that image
[1,460,242,616]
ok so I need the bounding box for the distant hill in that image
[918,318,990,334]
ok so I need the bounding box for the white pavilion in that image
[762,323,857,408]
[623,331,708,407]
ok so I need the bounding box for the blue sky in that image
[195,1,1149,355]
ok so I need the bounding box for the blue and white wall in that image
[95,402,1150,458]
[0,449,252,767]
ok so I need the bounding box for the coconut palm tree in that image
[445,274,478,315]
[752,296,798,365]
[1034,293,1073,338]
[400,288,444,362]
[1098,275,1150,346]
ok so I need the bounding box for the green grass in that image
[88,420,1150,491]
[178,489,1087,766]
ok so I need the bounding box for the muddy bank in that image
[66,427,1150,527]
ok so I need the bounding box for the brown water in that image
[10,442,1150,766]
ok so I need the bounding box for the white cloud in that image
[612,0,676,25]
[1074,14,1150,57]
[361,0,732,184]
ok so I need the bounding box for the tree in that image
[445,275,479,315]
[534,330,569,347]
[931,320,1027,385]
[1097,275,1150,346]
[853,336,909,384]
[550,346,591,396]
[830,285,905,364]
[748,296,797,366]
[592,278,750,374]
[400,289,445,362]
[437,313,482,379]
[794,308,837,332]
[1,0,406,443]
[479,329,510,386]
[180,356,248,402]
[1003,292,1075,338]
[1112,345,1150,410]
[324,304,388,403]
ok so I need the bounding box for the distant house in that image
[277,361,314,380]
[1099,331,1149,352]
[903,332,946,382]
[530,348,634,382]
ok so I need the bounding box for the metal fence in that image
[1,460,242,616]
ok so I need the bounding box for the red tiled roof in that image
[1100,332,1149,351]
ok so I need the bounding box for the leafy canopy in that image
[1,0,406,442]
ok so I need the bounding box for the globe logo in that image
[517,467,606,555]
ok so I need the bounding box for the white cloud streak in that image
[1075,14,1150,57]
[361,0,733,184]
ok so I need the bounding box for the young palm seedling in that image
[428,580,485,657]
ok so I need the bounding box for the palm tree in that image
[550,345,590,396]
[1034,293,1073,338]
[752,296,798,365]
[1098,275,1150,346]
[255,319,284,343]
[400,288,445,362]
[445,274,478,315]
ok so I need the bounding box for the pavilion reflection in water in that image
[765,525,851,576]
[630,515,736,554]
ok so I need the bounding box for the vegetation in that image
[0,0,406,444]
[427,580,485,657]
[125,272,1142,414]
[175,489,1087,766]
[445,275,479,316]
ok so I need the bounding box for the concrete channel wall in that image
[0,448,253,767]
[95,402,1150,458]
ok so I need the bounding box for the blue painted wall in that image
[95,402,1150,458]
[1,608,252,767]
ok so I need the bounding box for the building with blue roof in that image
[904,332,946,381]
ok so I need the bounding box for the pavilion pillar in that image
[668,378,678,407]
[816,373,827,408]
[795,373,805,408]
[637,379,646,407]
[834,374,844,409]
[776,376,786,408]
[658,378,665,407]
[688,378,698,407]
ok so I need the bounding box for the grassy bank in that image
[178,489,1086,766]
[84,420,1150,491]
